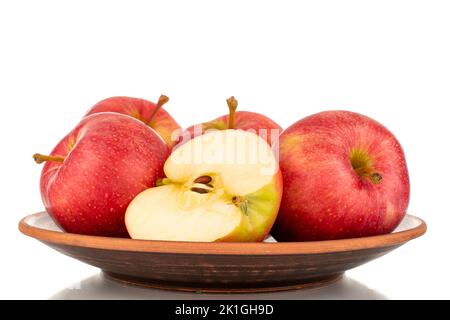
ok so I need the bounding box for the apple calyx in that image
[350,148,382,185]
[369,172,383,184]
[33,153,65,164]
[226,96,238,129]
[147,94,169,126]
[232,196,249,215]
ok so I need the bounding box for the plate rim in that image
[18,212,427,255]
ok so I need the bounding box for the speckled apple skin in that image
[86,96,181,148]
[272,111,410,241]
[181,111,282,147]
[40,113,170,237]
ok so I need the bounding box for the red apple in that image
[272,111,410,241]
[33,112,169,237]
[178,96,282,147]
[85,95,181,148]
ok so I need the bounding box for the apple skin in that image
[180,111,282,147]
[272,111,410,241]
[85,96,181,148]
[39,112,170,237]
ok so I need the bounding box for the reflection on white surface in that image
[50,273,386,300]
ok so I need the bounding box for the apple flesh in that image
[179,97,282,147]
[272,111,410,241]
[85,95,181,148]
[125,129,283,242]
[34,113,170,237]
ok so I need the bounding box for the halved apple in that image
[125,129,283,242]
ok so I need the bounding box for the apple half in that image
[125,129,282,242]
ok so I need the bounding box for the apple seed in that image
[190,187,210,194]
[193,175,212,184]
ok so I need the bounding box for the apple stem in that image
[33,153,65,164]
[147,94,169,125]
[226,96,238,129]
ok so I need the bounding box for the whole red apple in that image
[33,112,169,237]
[272,111,410,241]
[85,95,181,148]
[179,96,282,147]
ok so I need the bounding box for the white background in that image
[1,0,449,299]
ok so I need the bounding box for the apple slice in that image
[125,129,282,242]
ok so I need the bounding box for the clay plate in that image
[19,212,426,293]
